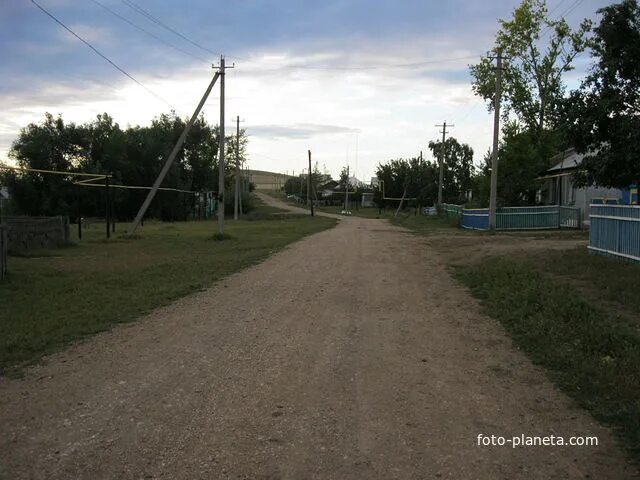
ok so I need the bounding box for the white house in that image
[538,148,623,226]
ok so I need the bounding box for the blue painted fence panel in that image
[461,208,489,230]
[589,205,640,263]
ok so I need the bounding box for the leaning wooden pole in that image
[128,70,220,235]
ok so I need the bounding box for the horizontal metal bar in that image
[0,165,111,178]
[590,204,639,209]
[499,205,561,209]
[75,182,196,194]
[496,212,560,216]
[590,214,640,222]
[588,246,640,262]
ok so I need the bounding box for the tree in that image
[470,0,591,137]
[375,157,439,208]
[428,137,475,204]
[564,0,640,188]
[1,111,245,220]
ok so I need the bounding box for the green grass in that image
[390,212,460,234]
[535,247,640,315]
[0,200,336,375]
[455,255,640,461]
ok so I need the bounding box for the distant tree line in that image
[0,112,253,221]
[375,137,475,208]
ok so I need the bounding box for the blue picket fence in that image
[588,204,640,263]
[457,205,581,231]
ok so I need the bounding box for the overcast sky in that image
[0,0,611,181]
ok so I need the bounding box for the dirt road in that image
[0,194,634,479]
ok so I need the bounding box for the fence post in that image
[0,224,6,280]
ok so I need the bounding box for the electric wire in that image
[30,0,176,112]
[121,0,223,58]
[90,0,210,64]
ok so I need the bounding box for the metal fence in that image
[455,205,582,231]
[461,208,489,230]
[441,203,463,222]
[588,204,640,263]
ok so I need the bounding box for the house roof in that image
[547,148,585,173]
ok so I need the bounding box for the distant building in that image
[247,169,294,191]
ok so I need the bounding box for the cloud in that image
[249,123,360,139]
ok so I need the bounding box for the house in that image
[319,180,339,198]
[538,148,624,226]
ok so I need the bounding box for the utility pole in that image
[128,68,220,235]
[217,56,233,235]
[435,121,454,206]
[345,165,350,210]
[233,115,244,220]
[489,50,503,230]
[105,176,111,239]
[308,150,314,217]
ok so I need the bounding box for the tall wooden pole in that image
[435,121,453,205]
[489,50,502,230]
[308,150,314,217]
[234,115,240,220]
[217,56,226,234]
[105,176,111,239]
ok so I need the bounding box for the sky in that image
[0,0,613,182]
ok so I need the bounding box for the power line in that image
[259,54,482,72]
[89,0,210,64]
[121,0,223,58]
[30,0,176,111]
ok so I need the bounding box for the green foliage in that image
[375,137,473,208]
[428,137,475,203]
[456,255,640,459]
[1,112,248,220]
[474,123,566,206]
[564,0,640,188]
[470,0,591,135]
[468,0,590,204]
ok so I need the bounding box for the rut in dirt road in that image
[0,194,635,479]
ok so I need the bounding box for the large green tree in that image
[428,137,475,204]
[470,0,591,137]
[564,0,640,188]
[1,112,243,220]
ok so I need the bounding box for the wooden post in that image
[308,150,314,217]
[105,176,111,239]
[77,188,82,241]
[0,224,6,281]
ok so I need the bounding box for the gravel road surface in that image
[0,194,634,479]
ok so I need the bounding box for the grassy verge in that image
[455,253,640,460]
[393,215,640,460]
[390,212,460,234]
[0,200,336,375]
